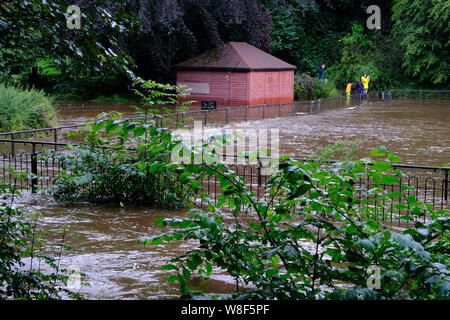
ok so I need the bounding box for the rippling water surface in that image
[11,99,450,299]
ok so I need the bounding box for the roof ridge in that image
[229,42,252,69]
[175,41,296,71]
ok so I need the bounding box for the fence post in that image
[226,108,229,124]
[419,90,423,102]
[257,157,262,187]
[278,103,281,117]
[54,128,58,151]
[245,106,248,121]
[11,132,15,154]
[262,104,266,120]
[309,101,314,115]
[31,144,38,193]
[317,99,321,113]
[445,169,449,201]
[204,110,208,126]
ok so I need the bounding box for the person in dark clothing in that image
[355,80,364,94]
[318,64,327,82]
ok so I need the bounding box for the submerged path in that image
[212,100,450,167]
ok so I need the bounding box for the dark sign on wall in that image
[201,101,217,110]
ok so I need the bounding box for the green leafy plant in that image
[46,116,196,208]
[0,83,58,132]
[44,78,197,207]
[142,145,449,299]
[294,73,340,100]
[0,182,87,300]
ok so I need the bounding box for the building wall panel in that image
[230,72,249,106]
[177,70,231,107]
[177,69,294,109]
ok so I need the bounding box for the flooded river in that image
[17,193,194,299]
[210,100,449,167]
[10,98,450,299]
[56,99,450,166]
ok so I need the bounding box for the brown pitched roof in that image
[175,42,296,71]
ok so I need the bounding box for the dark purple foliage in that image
[75,0,274,82]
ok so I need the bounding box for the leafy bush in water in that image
[142,146,449,300]
[294,73,340,101]
[45,78,197,208]
[0,83,58,132]
[47,115,197,208]
[0,183,87,299]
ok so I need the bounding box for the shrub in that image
[44,78,197,207]
[46,114,198,208]
[142,145,449,300]
[0,84,58,132]
[294,73,340,100]
[41,74,130,100]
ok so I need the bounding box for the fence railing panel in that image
[1,150,448,221]
[0,89,449,219]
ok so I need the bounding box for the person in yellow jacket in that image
[345,82,353,96]
[345,82,353,106]
[361,73,371,94]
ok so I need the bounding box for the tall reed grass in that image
[0,84,58,132]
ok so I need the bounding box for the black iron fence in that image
[197,157,449,216]
[1,146,448,222]
[0,89,448,220]
[1,89,448,155]
[0,140,67,192]
[390,89,450,101]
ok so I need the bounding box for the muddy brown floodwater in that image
[16,194,196,299]
[215,100,449,167]
[56,99,449,166]
[55,100,140,126]
[12,98,449,299]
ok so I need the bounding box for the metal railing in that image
[1,149,448,220]
[0,90,393,154]
[0,89,448,218]
[390,89,450,101]
[1,89,449,155]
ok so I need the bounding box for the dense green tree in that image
[392,0,450,85]
[0,0,137,84]
[2,0,449,91]
[262,0,343,74]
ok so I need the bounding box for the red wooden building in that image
[175,42,296,108]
